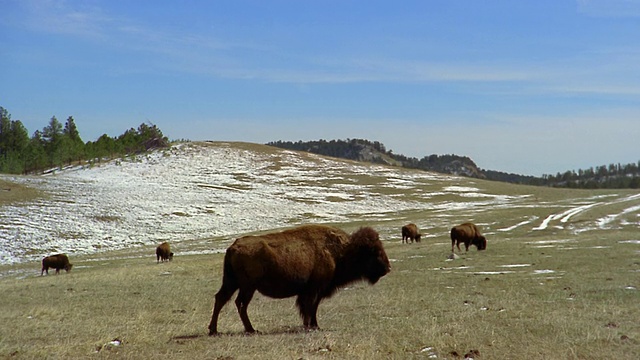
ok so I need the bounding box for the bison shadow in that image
[172,326,328,342]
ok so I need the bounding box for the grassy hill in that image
[1,142,638,359]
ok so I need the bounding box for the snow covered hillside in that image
[1,142,639,265]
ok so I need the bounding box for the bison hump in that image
[228,238,336,287]
[452,223,481,238]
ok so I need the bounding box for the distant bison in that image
[401,223,421,243]
[41,254,73,275]
[156,242,174,263]
[450,222,487,252]
[208,224,391,335]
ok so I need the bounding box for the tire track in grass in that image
[532,193,640,231]
[597,203,640,228]
[533,203,599,230]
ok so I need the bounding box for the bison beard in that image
[208,224,391,335]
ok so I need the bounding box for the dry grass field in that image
[0,144,639,359]
[0,227,638,359]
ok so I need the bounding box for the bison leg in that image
[297,294,322,330]
[208,283,238,335]
[296,295,312,328]
[308,297,322,329]
[235,288,257,334]
[451,239,458,253]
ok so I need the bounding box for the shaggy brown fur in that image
[401,223,421,243]
[450,222,487,252]
[41,254,73,275]
[156,242,173,263]
[208,224,391,335]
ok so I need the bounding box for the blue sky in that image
[1,0,639,176]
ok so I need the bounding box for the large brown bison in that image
[41,254,73,275]
[208,224,391,335]
[156,242,174,263]
[450,222,487,252]
[401,223,421,243]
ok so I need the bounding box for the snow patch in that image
[598,205,640,228]
[533,269,555,274]
[619,240,640,244]
[443,186,480,192]
[498,216,538,232]
[533,203,598,230]
[498,264,532,268]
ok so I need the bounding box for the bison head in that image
[365,246,391,284]
[350,227,391,284]
[474,235,487,251]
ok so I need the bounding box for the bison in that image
[41,254,73,275]
[401,223,422,243]
[156,242,174,263]
[450,222,487,252]
[208,224,391,335]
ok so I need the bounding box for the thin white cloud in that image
[21,0,112,39]
[11,1,536,85]
[11,0,640,100]
[548,85,640,96]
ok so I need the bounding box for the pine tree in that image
[0,107,11,161]
[42,116,64,168]
[25,130,47,173]
[63,116,84,163]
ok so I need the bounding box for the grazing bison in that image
[401,223,422,243]
[208,224,391,335]
[156,242,174,263]
[41,254,73,275]
[450,222,487,252]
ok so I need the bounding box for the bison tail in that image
[220,252,238,288]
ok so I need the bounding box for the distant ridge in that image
[267,138,640,189]
[268,139,485,178]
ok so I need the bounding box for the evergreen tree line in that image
[482,163,640,189]
[538,163,640,189]
[0,107,169,175]
[268,139,483,177]
[268,138,640,189]
[389,152,483,178]
[268,139,388,162]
